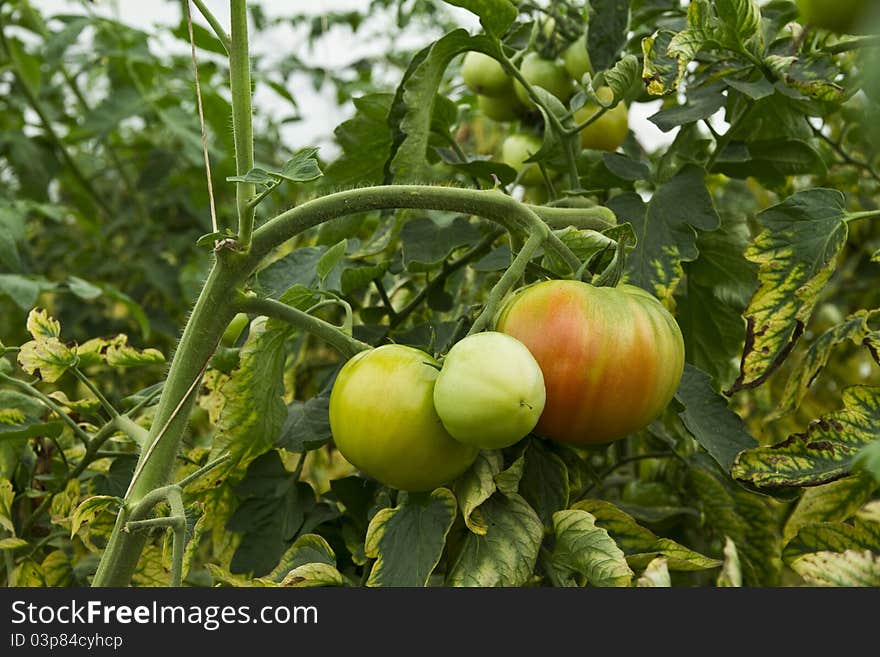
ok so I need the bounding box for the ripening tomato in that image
[433,332,546,449]
[797,0,869,33]
[461,51,511,96]
[328,345,478,491]
[573,86,629,152]
[501,133,545,185]
[495,280,685,445]
[514,53,573,108]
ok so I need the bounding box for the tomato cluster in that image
[329,281,685,491]
[461,36,630,189]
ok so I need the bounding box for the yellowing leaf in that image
[26,307,60,339]
[17,337,76,382]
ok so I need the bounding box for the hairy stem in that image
[229,0,256,250]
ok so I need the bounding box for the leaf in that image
[782,474,877,543]
[274,147,323,183]
[714,0,761,43]
[613,165,720,303]
[66,276,102,300]
[277,392,332,453]
[689,455,786,585]
[441,0,517,37]
[713,139,826,182]
[316,240,347,284]
[70,495,122,538]
[17,338,76,383]
[0,274,54,310]
[400,215,482,272]
[641,29,692,96]
[784,516,880,565]
[266,534,337,584]
[675,365,758,471]
[766,54,846,102]
[0,537,29,550]
[518,439,569,527]
[773,312,880,421]
[446,492,543,587]
[26,308,61,339]
[716,537,743,587]
[730,189,847,392]
[255,247,327,297]
[365,489,457,587]
[227,451,317,577]
[588,0,630,72]
[226,168,276,185]
[207,318,292,473]
[323,93,394,187]
[0,420,63,443]
[549,509,633,587]
[649,82,727,132]
[677,210,758,389]
[732,387,880,489]
[791,550,880,587]
[0,479,15,534]
[453,451,502,535]
[280,562,346,587]
[105,338,165,368]
[637,557,671,587]
[601,54,640,102]
[573,499,720,571]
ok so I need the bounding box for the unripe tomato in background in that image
[563,38,593,82]
[477,89,526,122]
[328,345,478,491]
[514,52,573,108]
[461,51,511,96]
[433,332,546,449]
[495,280,685,445]
[797,0,869,33]
[501,133,545,185]
[573,86,629,152]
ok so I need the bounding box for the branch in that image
[229,0,256,250]
[189,0,231,51]
[236,296,371,357]
[0,374,92,446]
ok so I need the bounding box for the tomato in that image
[461,51,511,97]
[563,39,593,82]
[495,280,685,445]
[797,0,869,33]
[433,332,546,449]
[573,86,629,152]
[501,133,544,185]
[328,344,478,491]
[514,53,572,108]
[477,89,526,123]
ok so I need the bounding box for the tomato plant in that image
[1,0,879,591]
[433,332,545,449]
[496,281,685,445]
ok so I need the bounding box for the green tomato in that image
[433,332,546,449]
[501,133,545,185]
[563,39,593,82]
[461,51,511,97]
[573,86,629,152]
[514,52,573,108]
[328,344,478,491]
[477,88,526,123]
[797,0,869,33]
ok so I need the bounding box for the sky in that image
[33,1,678,155]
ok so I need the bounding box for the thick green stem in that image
[236,296,371,357]
[250,185,582,273]
[845,210,880,224]
[230,1,256,250]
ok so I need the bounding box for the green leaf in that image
[649,82,727,132]
[614,165,720,303]
[104,336,165,368]
[714,0,761,43]
[730,189,847,392]
[206,318,292,473]
[316,240,347,285]
[677,210,758,389]
[637,557,671,587]
[588,0,630,72]
[66,276,102,300]
[774,312,880,421]
[0,274,54,310]
[279,562,346,587]
[675,365,758,471]
[573,499,720,571]
[689,455,785,585]
[0,421,63,443]
[601,54,640,101]
[266,533,337,584]
[726,76,775,100]
[713,139,825,182]
[274,147,323,183]
[519,439,569,527]
[441,1,516,37]
[784,515,880,565]
[70,495,122,538]
[548,509,633,587]
[227,451,317,577]
[7,37,41,93]
[716,537,743,587]
[324,93,394,187]
[453,451,502,535]
[401,215,482,272]
[0,537,28,551]
[226,168,276,185]
[791,550,880,587]
[277,393,332,453]
[446,491,543,587]
[765,54,846,102]
[365,489,457,587]
[0,204,25,272]
[0,479,15,534]
[732,387,880,489]
[17,338,76,383]
[256,247,326,297]
[642,29,692,96]
[783,474,877,543]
